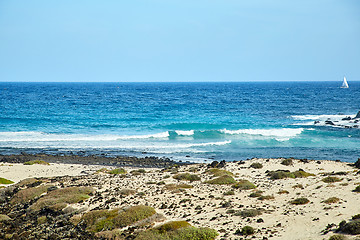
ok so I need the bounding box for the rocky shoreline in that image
[0,153,189,169]
[1,157,360,239]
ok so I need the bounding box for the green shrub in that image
[250,163,263,169]
[205,175,236,185]
[0,177,14,184]
[258,195,274,200]
[322,176,341,183]
[290,197,309,205]
[23,160,50,165]
[240,226,255,236]
[352,214,360,220]
[108,168,127,175]
[249,190,263,198]
[0,214,11,222]
[267,170,314,180]
[233,209,262,218]
[83,205,156,232]
[163,184,193,191]
[10,184,51,205]
[223,190,235,196]
[131,169,146,175]
[353,185,360,193]
[232,179,256,190]
[322,197,340,204]
[30,186,94,211]
[278,190,289,194]
[281,158,293,166]
[328,235,347,240]
[134,221,218,240]
[205,168,234,177]
[173,173,201,182]
[119,189,136,196]
[338,219,360,235]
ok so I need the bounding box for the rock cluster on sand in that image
[1,157,360,239]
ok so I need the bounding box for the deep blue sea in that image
[0,82,359,162]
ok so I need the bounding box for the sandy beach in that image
[1,157,360,239]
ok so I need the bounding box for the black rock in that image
[325,120,335,125]
[342,116,352,121]
[355,111,360,119]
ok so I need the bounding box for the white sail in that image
[341,77,349,88]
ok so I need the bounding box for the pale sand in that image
[1,158,359,239]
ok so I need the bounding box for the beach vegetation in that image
[352,214,360,220]
[173,173,201,182]
[267,170,314,180]
[95,168,109,174]
[236,226,255,236]
[322,176,342,183]
[119,188,136,197]
[130,169,146,175]
[224,190,235,196]
[323,197,340,204]
[205,175,236,185]
[23,160,50,165]
[289,197,310,205]
[353,185,360,192]
[328,235,347,240]
[258,195,274,200]
[250,162,263,169]
[108,168,127,175]
[30,186,94,211]
[134,221,218,240]
[249,190,263,198]
[82,205,156,232]
[187,167,198,172]
[10,184,51,205]
[293,184,304,189]
[233,208,262,218]
[16,178,42,187]
[338,219,360,235]
[205,168,234,177]
[37,216,47,225]
[232,179,256,190]
[163,184,193,191]
[281,158,293,166]
[0,177,14,185]
[278,190,289,194]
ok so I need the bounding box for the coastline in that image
[1,155,360,239]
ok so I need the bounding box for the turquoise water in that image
[0,82,359,162]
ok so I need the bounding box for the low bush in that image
[240,226,255,236]
[119,189,136,196]
[10,184,51,205]
[30,186,94,211]
[134,221,218,240]
[249,190,263,198]
[108,168,127,175]
[267,170,314,180]
[173,173,201,182]
[322,197,340,204]
[82,205,156,232]
[205,168,234,177]
[278,190,289,194]
[322,176,341,183]
[353,185,360,193]
[23,160,50,165]
[0,177,14,184]
[352,214,360,220]
[233,209,262,218]
[281,158,293,166]
[338,219,360,235]
[130,169,146,175]
[328,235,347,240]
[205,175,236,185]
[289,197,309,205]
[258,195,274,200]
[250,163,263,169]
[224,190,235,196]
[232,179,256,190]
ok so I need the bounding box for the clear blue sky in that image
[0,0,359,82]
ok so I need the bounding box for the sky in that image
[0,0,359,82]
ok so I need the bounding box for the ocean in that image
[0,82,359,163]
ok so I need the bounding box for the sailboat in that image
[341,76,349,88]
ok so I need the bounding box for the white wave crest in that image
[220,128,304,141]
[175,130,194,136]
[117,131,170,139]
[292,114,355,121]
